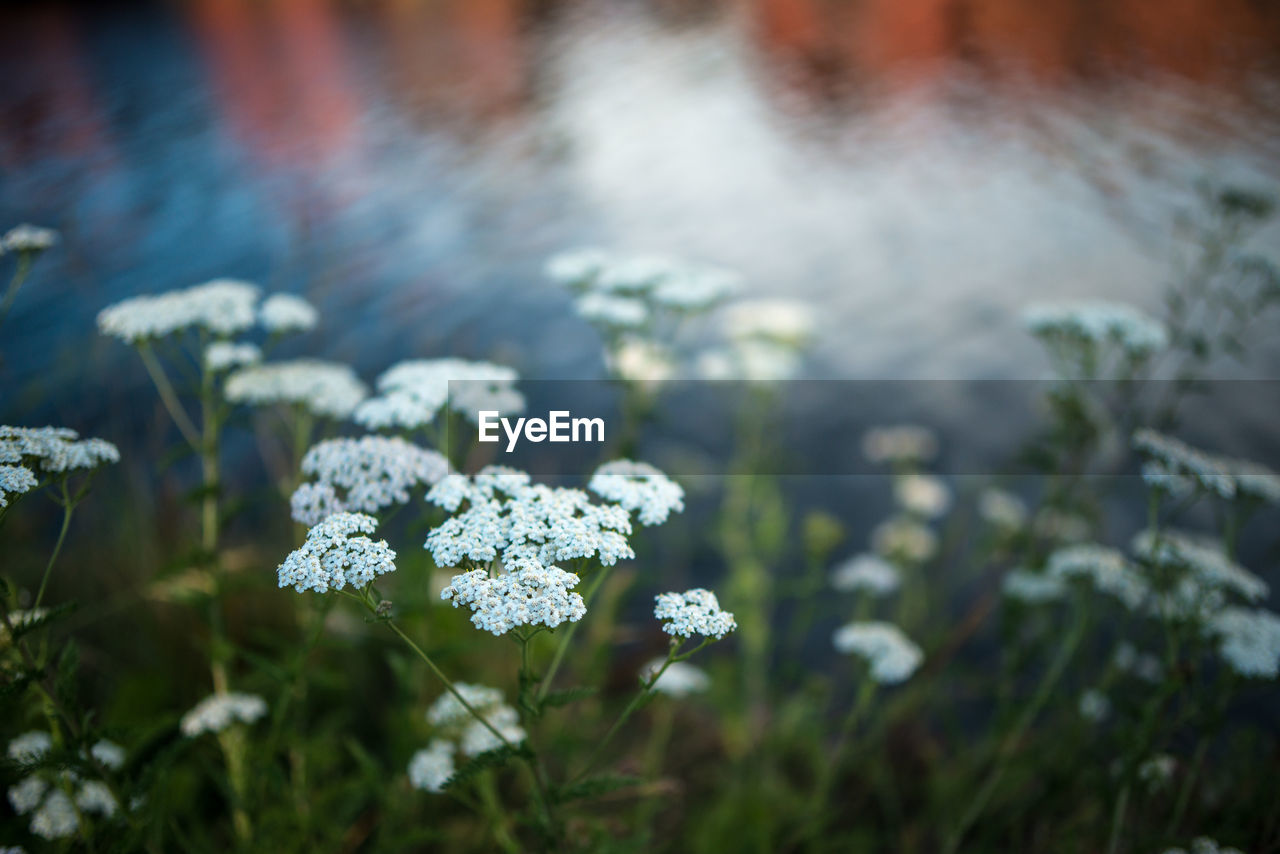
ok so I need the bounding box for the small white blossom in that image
[1137,754,1176,788]
[225,359,367,419]
[0,464,37,508]
[721,299,814,346]
[425,684,526,758]
[1162,837,1245,854]
[1024,300,1168,356]
[1112,642,1162,683]
[277,512,397,593]
[459,705,526,757]
[8,775,48,813]
[576,292,648,329]
[654,588,737,640]
[1224,458,1280,505]
[2,224,58,254]
[1001,568,1066,604]
[90,740,125,770]
[832,621,923,683]
[8,731,52,763]
[589,460,685,526]
[605,337,675,384]
[830,553,900,596]
[75,781,117,816]
[289,482,346,527]
[180,692,268,736]
[354,359,523,429]
[643,659,710,697]
[1078,689,1110,722]
[259,293,318,333]
[1034,509,1092,543]
[1133,430,1235,499]
[292,436,449,524]
[894,474,951,519]
[650,265,741,311]
[978,488,1027,530]
[203,341,261,373]
[1208,607,1280,678]
[545,248,610,290]
[98,279,260,342]
[1,426,120,474]
[31,789,78,840]
[426,683,506,728]
[441,565,587,635]
[695,339,803,382]
[872,517,938,564]
[1132,529,1268,604]
[408,740,455,792]
[862,426,939,465]
[1047,544,1149,610]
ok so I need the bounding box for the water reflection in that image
[1,0,1278,424]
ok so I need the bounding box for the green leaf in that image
[441,743,533,791]
[9,601,77,641]
[552,774,642,804]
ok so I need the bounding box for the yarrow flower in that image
[832,621,923,683]
[894,474,951,518]
[1078,689,1111,723]
[1023,300,1168,357]
[575,292,649,330]
[1162,838,1244,854]
[2,224,58,254]
[8,731,52,763]
[290,436,449,525]
[259,293,318,333]
[425,468,634,571]
[0,464,37,508]
[420,683,526,771]
[1132,529,1268,604]
[0,426,119,474]
[978,488,1028,530]
[1207,607,1280,678]
[1001,568,1066,605]
[642,659,711,697]
[654,588,737,640]
[1047,544,1149,610]
[1132,430,1235,499]
[277,512,397,593]
[225,359,368,419]
[440,565,587,635]
[97,279,260,342]
[1137,754,1176,789]
[5,733,123,840]
[180,692,268,736]
[605,337,676,384]
[721,299,814,347]
[353,358,523,429]
[830,553,900,596]
[872,516,938,564]
[203,341,261,373]
[862,425,939,465]
[547,248,740,312]
[588,460,685,526]
[408,740,455,793]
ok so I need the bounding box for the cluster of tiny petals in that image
[1023,300,1169,354]
[979,488,1028,529]
[1133,430,1235,499]
[894,474,951,518]
[2,223,58,253]
[180,692,268,736]
[0,426,120,474]
[654,588,737,639]
[291,436,449,524]
[97,279,260,341]
[278,512,397,593]
[354,358,523,429]
[1208,607,1280,678]
[1047,544,1150,610]
[6,733,124,840]
[722,299,815,345]
[418,684,526,782]
[426,469,633,571]
[872,516,938,564]
[576,292,648,329]
[588,460,685,525]
[441,565,586,635]
[204,341,261,373]
[832,621,924,683]
[259,293,319,333]
[8,731,52,763]
[1162,838,1245,854]
[643,659,711,697]
[1132,529,1269,603]
[0,464,37,508]
[225,359,368,419]
[830,553,901,596]
[408,740,455,792]
[546,248,740,311]
[862,425,939,465]
[1001,568,1066,604]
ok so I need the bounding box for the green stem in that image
[1107,783,1130,854]
[0,252,32,331]
[1166,739,1208,835]
[137,343,200,450]
[797,675,878,844]
[535,563,609,704]
[32,481,75,610]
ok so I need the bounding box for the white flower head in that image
[1208,607,1280,678]
[180,692,268,736]
[576,292,649,330]
[1137,754,1176,789]
[2,224,58,254]
[654,588,737,640]
[0,464,37,508]
[894,474,951,519]
[589,460,685,526]
[203,341,261,373]
[7,731,52,764]
[408,740,455,793]
[1047,544,1149,610]
[354,359,523,429]
[1024,300,1168,357]
[90,740,125,770]
[830,553,900,596]
[862,425,939,465]
[978,488,1027,530]
[292,436,449,524]
[594,253,680,295]
[1162,838,1244,854]
[98,279,260,342]
[1132,529,1268,604]
[75,781,117,817]
[8,774,48,814]
[643,658,711,697]
[425,684,526,758]
[1001,568,1066,605]
[30,789,78,839]
[1133,430,1235,499]
[224,359,368,419]
[1112,642,1162,683]
[259,293,318,333]
[0,426,120,474]
[650,264,741,311]
[695,339,804,382]
[872,516,938,564]
[721,299,814,347]
[832,621,923,683]
[278,512,397,594]
[441,565,587,635]
[545,247,611,290]
[1078,689,1111,723]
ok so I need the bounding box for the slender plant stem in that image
[137,344,200,449]
[32,482,75,610]
[1166,739,1208,835]
[0,252,32,331]
[1107,783,1130,854]
[799,675,878,843]
[535,562,608,704]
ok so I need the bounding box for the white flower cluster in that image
[179,692,268,736]
[654,588,737,640]
[1023,300,1169,356]
[862,425,939,466]
[1112,642,1162,683]
[894,474,951,518]
[1078,689,1111,723]
[1207,607,1280,679]
[1132,529,1268,604]
[425,468,634,570]
[0,425,120,475]
[6,733,123,840]
[588,460,685,526]
[290,436,450,525]
[871,517,938,564]
[546,248,741,313]
[642,659,711,697]
[354,358,524,429]
[1132,430,1236,499]
[225,359,368,419]
[277,512,397,593]
[1137,754,1176,788]
[978,488,1028,530]
[203,341,261,373]
[0,464,37,508]
[259,293,318,333]
[1162,838,1244,854]
[721,299,814,347]
[832,621,923,683]
[576,292,648,329]
[830,553,901,596]
[410,684,527,792]
[2,224,58,254]
[97,279,260,342]
[605,338,675,384]
[440,565,587,635]
[1046,544,1149,611]
[1001,568,1066,605]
